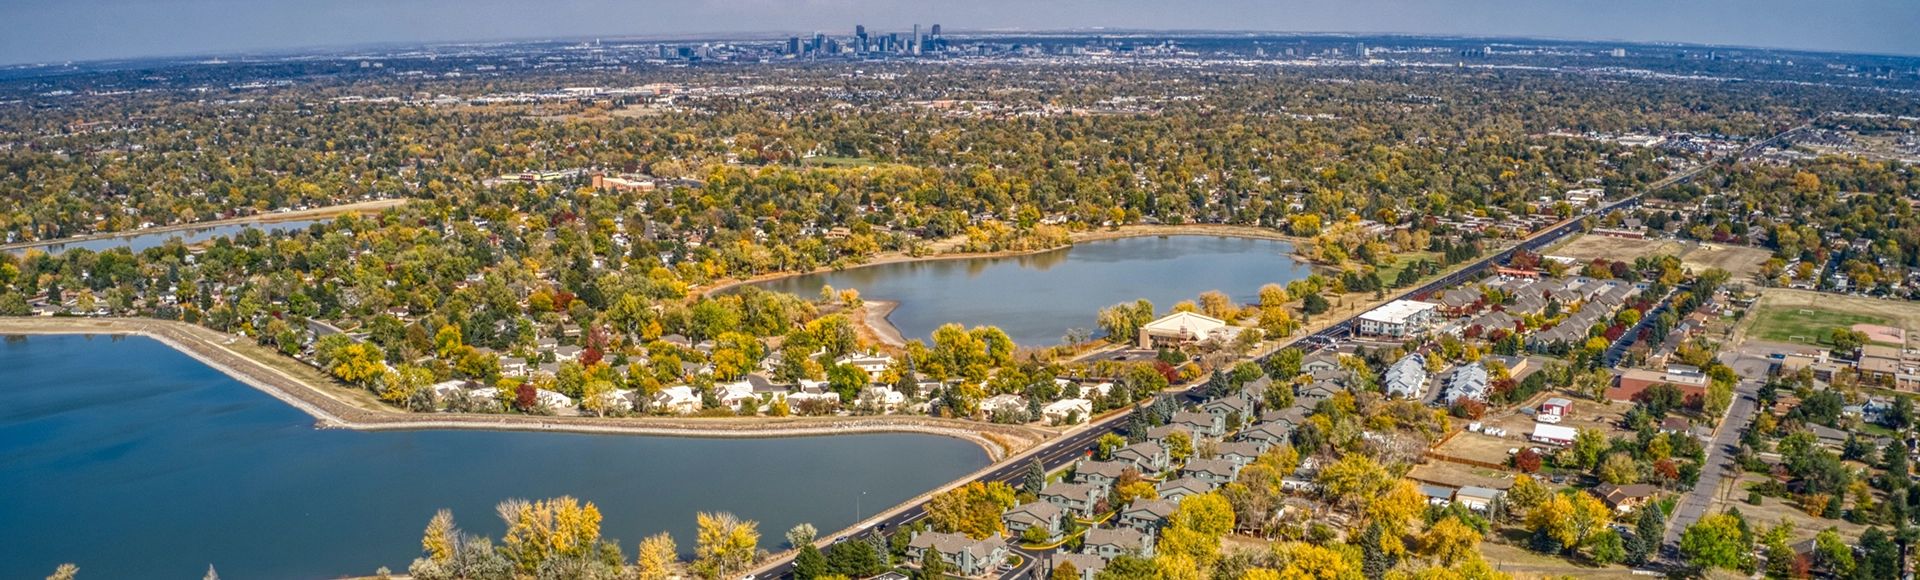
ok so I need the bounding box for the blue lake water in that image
[6,218,325,256]
[0,334,988,580]
[746,235,1313,346]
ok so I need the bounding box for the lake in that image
[0,334,989,580]
[6,218,325,256]
[746,235,1312,347]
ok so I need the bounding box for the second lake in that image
[746,235,1313,347]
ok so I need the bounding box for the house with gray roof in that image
[1237,422,1291,450]
[1445,363,1490,404]
[906,531,1008,577]
[1383,354,1428,399]
[1051,553,1108,580]
[1147,424,1196,444]
[1157,477,1215,501]
[1040,482,1107,517]
[1075,460,1131,489]
[1083,527,1155,560]
[1202,396,1253,427]
[1170,411,1225,439]
[1182,458,1242,487]
[1003,501,1066,543]
[1117,499,1178,533]
[1212,441,1266,468]
[1113,441,1170,473]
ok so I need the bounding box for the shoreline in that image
[0,198,407,253]
[702,223,1311,298]
[857,299,907,347]
[0,317,1044,460]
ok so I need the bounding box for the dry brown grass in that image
[1546,234,1687,263]
[1680,243,1774,279]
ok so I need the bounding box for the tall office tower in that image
[787,37,800,55]
[930,24,941,37]
[1356,42,1367,57]
[855,25,868,51]
[912,25,921,55]
[813,32,824,52]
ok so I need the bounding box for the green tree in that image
[793,544,828,580]
[1023,458,1047,496]
[1680,513,1749,572]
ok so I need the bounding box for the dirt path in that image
[0,317,1048,459]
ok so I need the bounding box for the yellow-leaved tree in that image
[496,496,604,573]
[634,532,678,580]
[693,512,759,580]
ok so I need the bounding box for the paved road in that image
[1661,374,1762,554]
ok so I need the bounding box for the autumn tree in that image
[693,512,760,580]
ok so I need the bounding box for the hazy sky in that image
[2,0,1917,65]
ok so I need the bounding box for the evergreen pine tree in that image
[1622,530,1650,566]
[1636,503,1667,548]
[1023,458,1047,496]
[793,544,828,580]
[1126,405,1149,443]
[1359,523,1394,580]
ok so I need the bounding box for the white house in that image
[857,386,907,412]
[1042,398,1093,425]
[534,389,575,409]
[835,351,896,380]
[1383,354,1428,399]
[714,381,758,411]
[587,389,637,410]
[1358,300,1440,337]
[654,386,703,414]
[429,380,469,400]
[981,394,1028,414]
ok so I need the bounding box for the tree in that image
[925,482,1019,539]
[1166,430,1194,463]
[1813,528,1855,577]
[1829,328,1868,355]
[496,496,604,573]
[1051,560,1080,580]
[693,511,759,580]
[1589,529,1624,565]
[915,547,947,580]
[1419,516,1482,566]
[1318,453,1393,509]
[1097,433,1127,460]
[1159,493,1236,565]
[793,544,828,580]
[45,564,77,580]
[787,523,818,549]
[1302,293,1331,315]
[826,539,882,578]
[1569,427,1608,469]
[1598,453,1640,485]
[1113,481,1158,508]
[1366,480,1426,539]
[635,533,679,580]
[1680,513,1749,572]
[1023,458,1047,496]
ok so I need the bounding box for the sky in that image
[1,0,1917,65]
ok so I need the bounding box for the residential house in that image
[1213,442,1265,469]
[1236,422,1291,450]
[1454,486,1504,512]
[1040,483,1107,518]
[1157,477,1215,501]
[1147,424,1196,444]
[1003,501,1065,543]
[1170,411,1226,439]
[1384,354,1429,399]
[1201,396,1253,428]
[1419,484,1455,507]
[1445,363,1490,404]
[1113,442,1171,474]
[1051,553,1108,580]
[1300,353,1344,373]
[906,531,1008,577]
[1588,483,1659,512]
[1075,460,1131,489]
[1117,499,1178,533]
[1043,398,1094,425]
[1083,527,1155,560]
[653,386,702,414]
[1182,458,1241,487]
[835,351,896,381]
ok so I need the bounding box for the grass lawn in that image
[1377,251,1442,285]
[1748,305,1890,346]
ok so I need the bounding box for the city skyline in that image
[2,0,1917,66]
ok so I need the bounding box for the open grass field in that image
[1376,250,1441,285]
[1545,234,1687,263]
[1745,288,1913,348]
[1708,472,1874,543]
